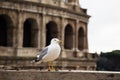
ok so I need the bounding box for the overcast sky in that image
[80,0,120,53]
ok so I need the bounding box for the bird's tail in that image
[31,58,42,64]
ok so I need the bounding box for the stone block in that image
[0,70,120,80]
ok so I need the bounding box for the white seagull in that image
[33,38,61,71]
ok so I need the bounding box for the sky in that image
[80,0,120,53]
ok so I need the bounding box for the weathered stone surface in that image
[0,0,89,57]
[0,70,120,80]
[0,0,96,71]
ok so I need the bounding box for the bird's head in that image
[50,38,62,44]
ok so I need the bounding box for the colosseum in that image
[0,0,96,70]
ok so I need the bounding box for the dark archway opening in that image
[23,18,38,47]
[78,28,84,50]
[64,24,73,49]
[46,21,58,46]
[0,15,13,47]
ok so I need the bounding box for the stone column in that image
[37,14,41,49]
[61,17,67,58]
[83,25,89,53]
[75,20,79,51]
[72,21,76,51]
[17,12,23,48]
[73,20,79,57]
[12,14,18,56]
[41,13,46,49]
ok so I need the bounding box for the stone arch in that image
[78,27,85,50]
[64,24,73,49]
[23,18,38,47]
[0,14,13,47]
[46,21,58,46]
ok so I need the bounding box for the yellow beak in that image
[58,40,62,44]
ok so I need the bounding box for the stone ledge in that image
[0,70,120,80]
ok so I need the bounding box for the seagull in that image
[32,38,61,71]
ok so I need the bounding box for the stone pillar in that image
[75,20,79,52]
[17,12,23,48]
[73,20,79,57]
[83,25,89,53]
[37,15,41,49]
[13,25,17,48]
[13,16,18,56]
[61,17,67,58]
[41,13,46,49]
[72,21,76,52]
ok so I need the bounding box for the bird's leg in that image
[48,62,55,71]
[51,61,55,71]
[48,62,51,71]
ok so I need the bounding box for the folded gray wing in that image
[37,47,48,61]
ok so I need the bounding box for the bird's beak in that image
[58,40,62,44]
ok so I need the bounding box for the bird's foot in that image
[48,66,51,71]
[51,66,55,71]
[48,66,56,71]
[48,62,56,71]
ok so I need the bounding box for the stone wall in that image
[0,56,96,70]
[0,70,120,80]
[0,0,89,57]
[0,0,95,71]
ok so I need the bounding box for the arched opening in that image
[23,18,38,47]
[0,14,13,47]
[64,24,73,49]
[46,21,58,46]
[78,27,84,50]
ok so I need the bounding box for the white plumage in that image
[40,38,61,62]
[33,38,61,71]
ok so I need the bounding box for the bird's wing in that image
[37,47,48,61]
